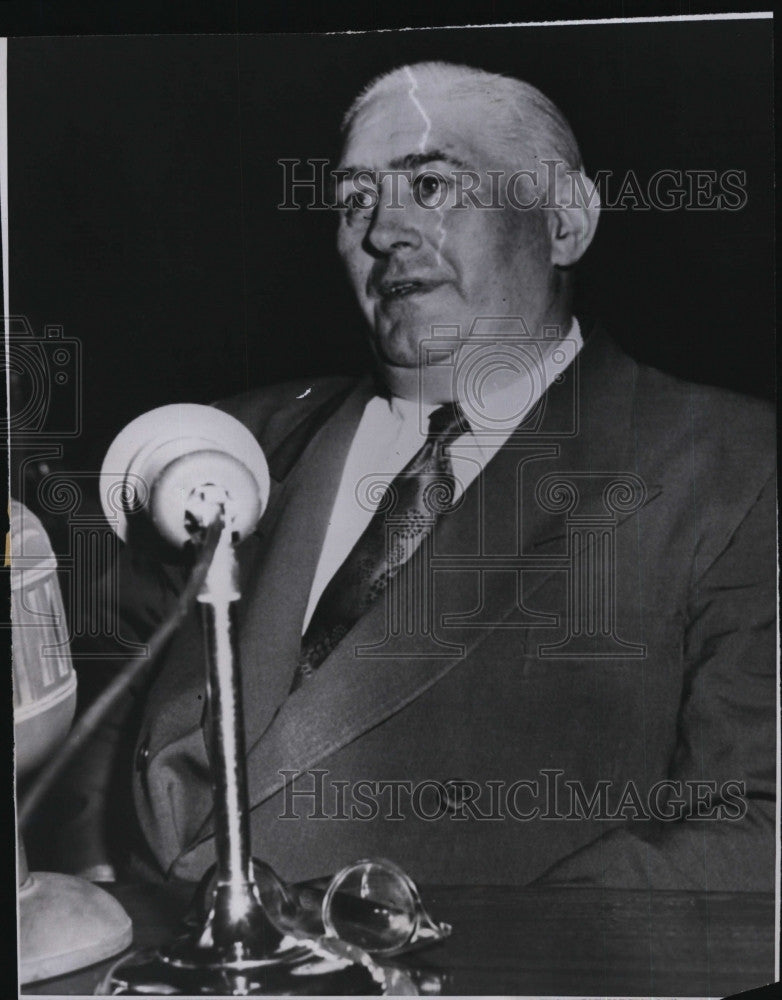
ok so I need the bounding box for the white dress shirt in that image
[303,319,583,630]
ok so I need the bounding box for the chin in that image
[371,321,431,369]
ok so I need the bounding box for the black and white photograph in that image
[4,8,778,998]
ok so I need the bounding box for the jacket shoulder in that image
[213,376,360,453]
[634,361,775,477]
[626,357,776,567]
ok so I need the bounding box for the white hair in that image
[342,61,584,174]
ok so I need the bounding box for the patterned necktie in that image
[292,402,466,688]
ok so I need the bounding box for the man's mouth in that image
[375,278,442,301]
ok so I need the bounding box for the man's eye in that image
[414,172,448,208]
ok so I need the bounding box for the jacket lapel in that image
[235,378,374,750]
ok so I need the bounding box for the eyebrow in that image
[338,149,472,179]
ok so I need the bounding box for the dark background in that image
[7,19,775,474]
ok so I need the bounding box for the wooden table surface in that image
[22,881,777,996]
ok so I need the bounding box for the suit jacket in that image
[118,330,776,890]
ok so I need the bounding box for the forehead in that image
[340,84,507,171]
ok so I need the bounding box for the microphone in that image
[97,403,328,988]
[100,403,270,546]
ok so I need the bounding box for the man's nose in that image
[363,180,423,256]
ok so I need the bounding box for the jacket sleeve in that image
[533,472,777,892]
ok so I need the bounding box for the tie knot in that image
[427,401,467,440]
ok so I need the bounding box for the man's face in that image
[336,83,562,392]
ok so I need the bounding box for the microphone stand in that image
[106,497,323,994]
[165,507,311,972]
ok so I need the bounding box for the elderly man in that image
[93,62,775,892]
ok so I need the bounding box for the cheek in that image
[335,223,352,266]
[455,210,552,309]
[448,214,518,283]
[337,232,369,296]
[490,211,551,280]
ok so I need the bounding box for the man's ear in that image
[546,170,601,267]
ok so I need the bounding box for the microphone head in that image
[100,404,270,546]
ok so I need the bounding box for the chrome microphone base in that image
[100,881,385,996]
[160,930,314,970]
[100,942,385,995]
